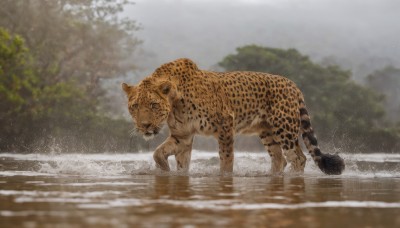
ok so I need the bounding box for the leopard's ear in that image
[156,80,179,101]
[122,83,130,94]
[122,83,136,97]
[158,81,172,95]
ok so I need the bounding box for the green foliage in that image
[220,45,399,151]
[0,0,139,96]
[0,27,133,152]
[0,0,141,153]
[367,66,400,122]
[0,28,36,149]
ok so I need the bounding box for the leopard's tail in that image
[299,97,345,175]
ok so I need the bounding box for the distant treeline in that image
[0,0,140,152]
[0,1,399,153]
[219,45,400,152]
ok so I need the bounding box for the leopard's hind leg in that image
[260,131,287,174]
[283,140,306,173]
[267,108,306,173]
[273,133,306,173]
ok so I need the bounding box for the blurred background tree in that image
[367,66,400,123]
[0,0,146,152]
[219,45,400,152]
[1,1,398,153]
[0,0,139,97]
[0,28,37,151]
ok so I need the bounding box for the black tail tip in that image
[318,153,345,175]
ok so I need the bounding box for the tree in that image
[367,66,400,122]
[219,45,399,152]
[0,0,144,152]
[0,28,37,150]
[0,0,140,97]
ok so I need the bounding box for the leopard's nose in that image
[141,123,151,129]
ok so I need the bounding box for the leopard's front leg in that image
[217,115,234,175]
[153,135,194,172]
[174,135,194,172]
[153,137,174,171]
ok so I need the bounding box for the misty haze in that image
[0,0,399,227]
[127,0,400,79]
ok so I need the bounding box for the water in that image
[0,151,399,227]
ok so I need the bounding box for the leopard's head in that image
[122,78,176,140]
[122,58,197,140]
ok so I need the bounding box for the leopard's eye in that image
[150,102,160,110]
[130,103,138,110]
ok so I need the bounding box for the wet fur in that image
[122,58,345,175]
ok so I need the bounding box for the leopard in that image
[122,58,345,175]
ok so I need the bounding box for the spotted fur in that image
[122,58,345,175]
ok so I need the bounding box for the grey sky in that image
[125,0,400,81]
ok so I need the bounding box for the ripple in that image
[1,152,399,177]
[77,199,400,210]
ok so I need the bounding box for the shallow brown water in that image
[0,152,399,227]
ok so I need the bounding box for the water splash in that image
[1,151,399,177]
[38,155,127,176]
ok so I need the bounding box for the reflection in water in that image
[313,178,344,202]
[154,175,191,199]
[287,177,306,203]
[218,177,234,197]
[0,152,399,227]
